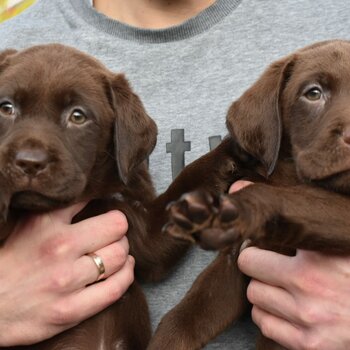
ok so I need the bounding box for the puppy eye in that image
[304,87,323,101]
[69,109,87,125]
[0,101,15,116]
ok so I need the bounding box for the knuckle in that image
[108,211,128,233]
[107,285,124,302]
[290,265,323,296]
[246,280,258,303]
[128,255,135,267]
[237,249,251,271]
[106,261,135,303]
[291,269,313,293]
[301,334,322,350]
[122,235,130,251]
[47,268,74,291]
[31,212,51,227]
[298,304,320,325]
[40,235,72,260]
[259,318,273,339]
[122,259,135,286]
[115,241,129,262]
[126,261,135,284]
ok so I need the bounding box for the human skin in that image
[231,181,350,350]
[0,1,213,346]
[3,1,350,348]
[93,0,216,29]
[0,203,134,346]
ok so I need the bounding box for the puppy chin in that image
[311,170,350,195]
[296,148,350,181]
[10,191,75,211]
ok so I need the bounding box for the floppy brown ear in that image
[0,49,18,71]
[226,55,295,176]
[111,74,157,184]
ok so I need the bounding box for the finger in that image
[252,305,302,350]
[74,237,130,287]
[70,210,128,256]
[238,246,293,288]
[228,180,253,194]
[247,279,298,324]
[51,202,88,224]
[68,256,135,322]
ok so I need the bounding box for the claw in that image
[171,211,194,230]
[163,222,196,243]
[165,200,175,211]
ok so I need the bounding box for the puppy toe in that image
[218,195,238,223]
[163,222,196,243]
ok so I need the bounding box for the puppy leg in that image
[170,183,350,254]
[148,247,248,350]
[128,139,239,282]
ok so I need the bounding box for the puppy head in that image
[227,40,350,193]
[0,44,156,211]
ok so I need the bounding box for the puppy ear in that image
[110,74,157,184]
[0,49,17,71]
[226,55,295,176]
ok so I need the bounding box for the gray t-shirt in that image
[1,0,350,348]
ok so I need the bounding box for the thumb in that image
[229,180,254,194]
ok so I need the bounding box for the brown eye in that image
[304,87,322,101]
[0,101,15,116]
[69,109,87,125]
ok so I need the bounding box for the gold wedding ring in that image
[87,253,106,281]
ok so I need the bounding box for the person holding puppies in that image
[1,0,350,349]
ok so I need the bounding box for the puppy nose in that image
[15,149,49,176]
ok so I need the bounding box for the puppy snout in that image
[14,148,49,176]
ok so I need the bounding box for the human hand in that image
[238,248,350,350]
[230,180,350,350]
[0,203,134,346]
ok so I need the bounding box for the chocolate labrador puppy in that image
[0,44,191,350]
[148,40,350,349]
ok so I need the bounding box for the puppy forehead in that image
[292,41,350,83]
[1,45,110,98]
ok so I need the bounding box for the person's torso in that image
[1,0,350,348]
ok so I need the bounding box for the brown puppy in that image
[148,40,350,350]
[0,44,190,350]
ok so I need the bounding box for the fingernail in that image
[239,239,252,253]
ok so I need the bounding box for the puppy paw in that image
[198,195,243,250]
[164,191,245,250]
[164,189,268,250]
[163,191,217,243]
[199,191,274,250]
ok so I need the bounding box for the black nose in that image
[15,149,49,176]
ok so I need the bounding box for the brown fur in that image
[148,40,350,349]
[0,44,191,350]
